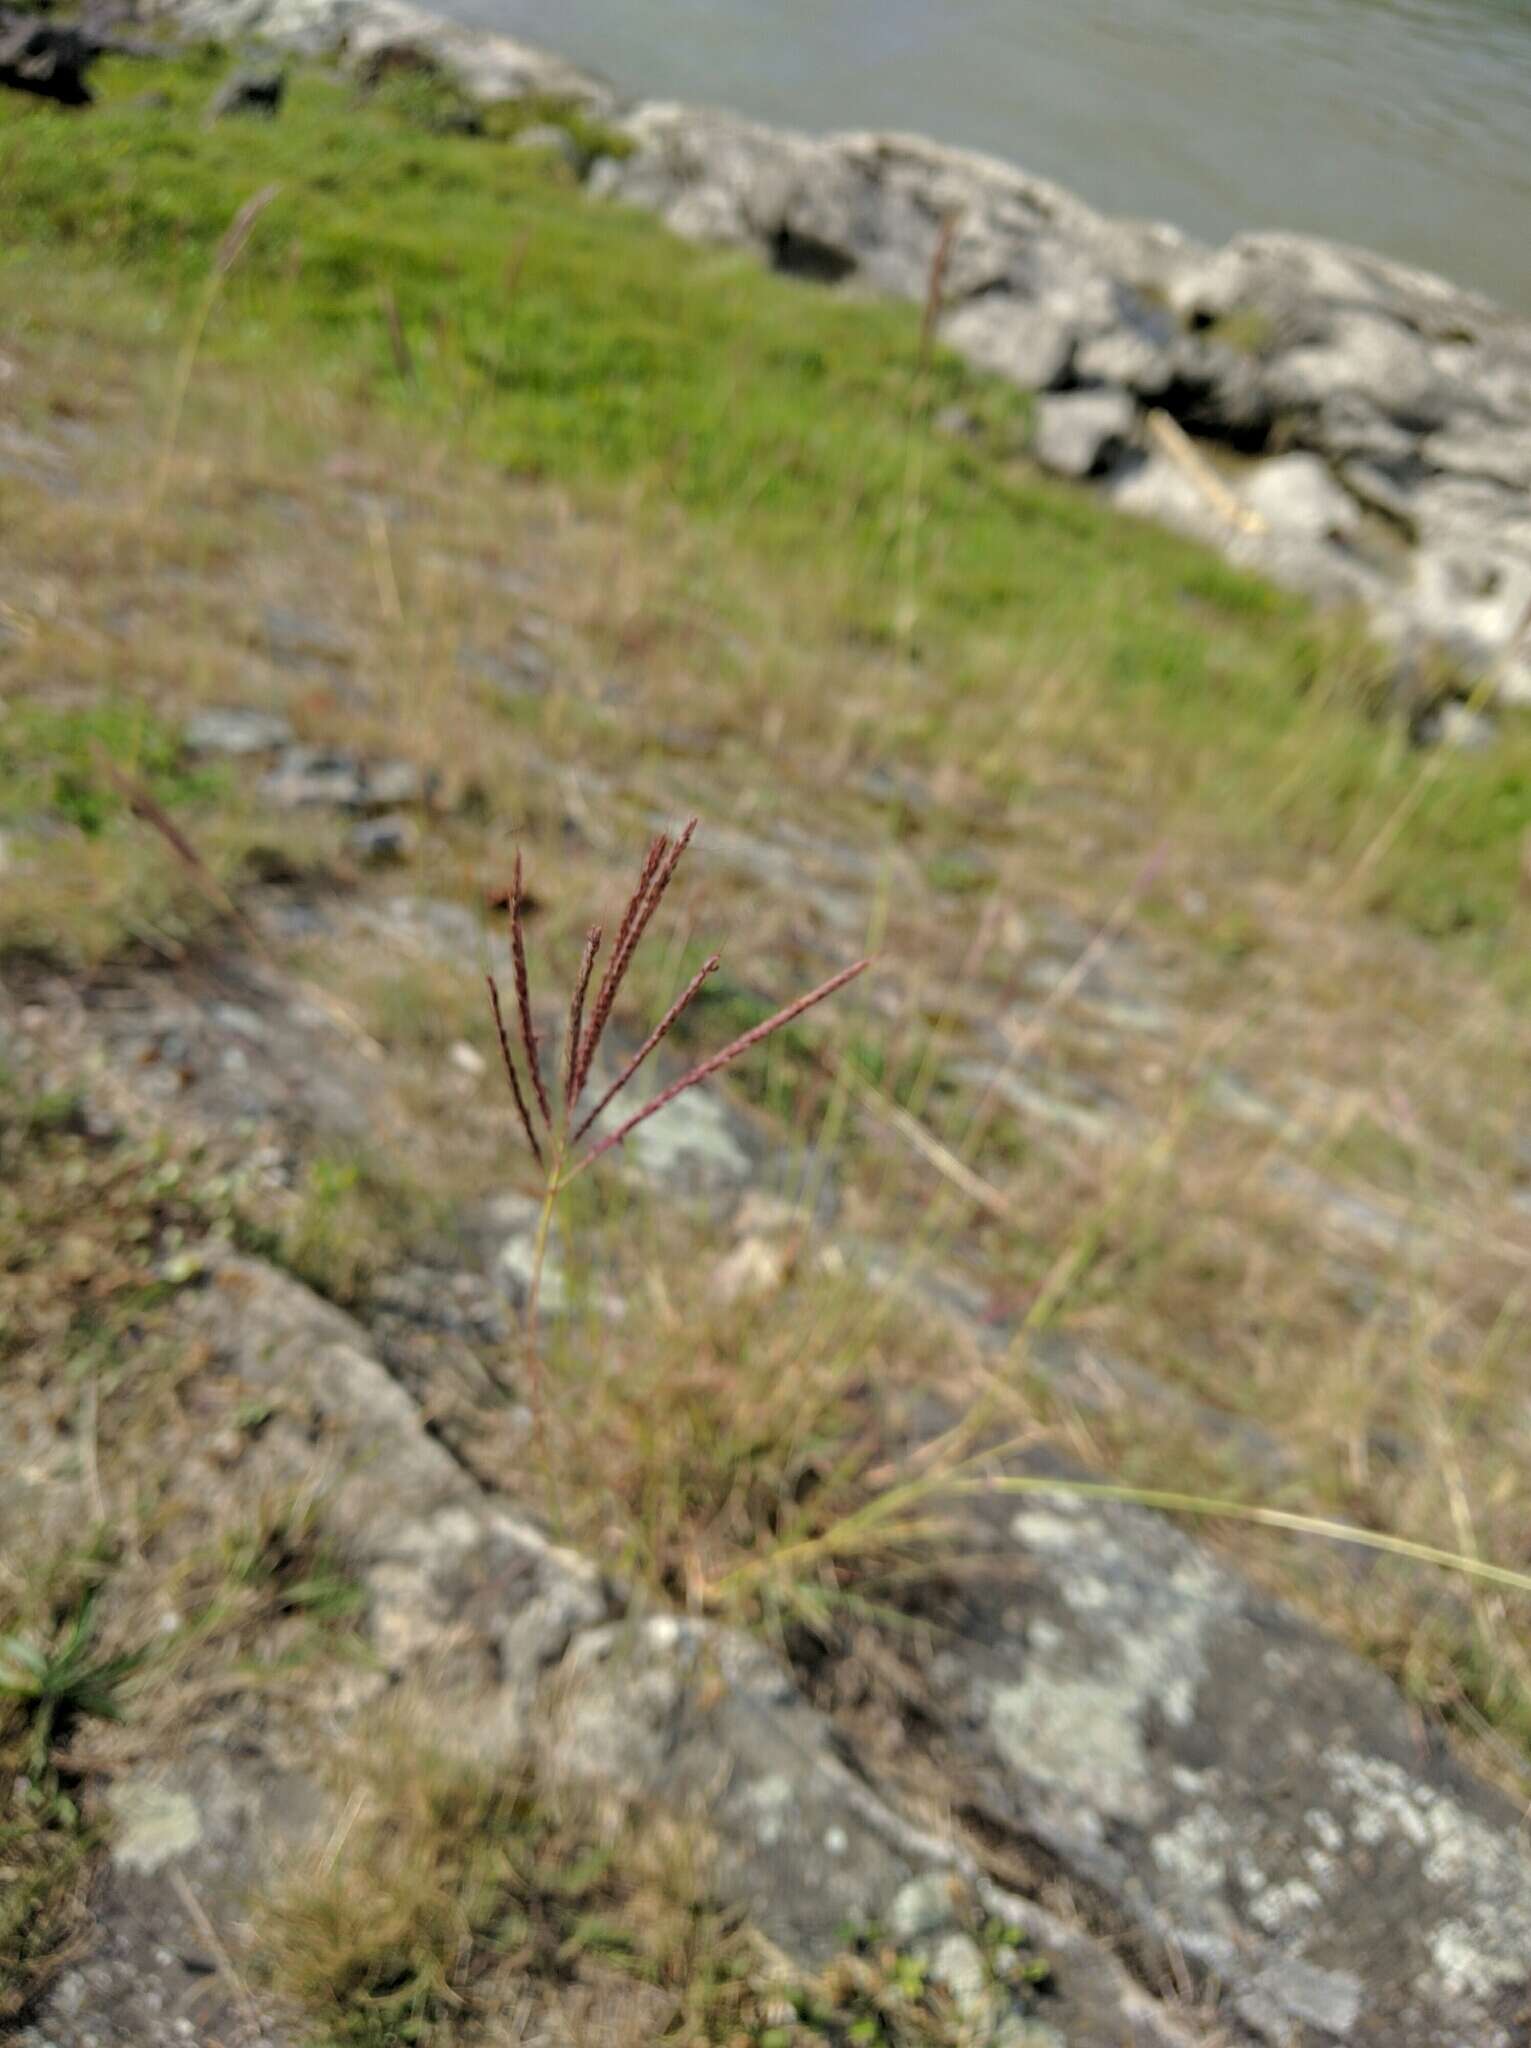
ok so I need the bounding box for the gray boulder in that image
[1240,452,1361,541]
[1032,387,1139,479]
[260,744,429,810]
[1407,544,1531,705]
[1164,228,1509,345]
[598,99,1198,363]
[1261,308,1445,431]
[918,1468,1531,2047]
[0,10,94,104]
[183,706,293,756]
[1423,419,1531,494]
[206,64,285,118]
[943,294,1075,393]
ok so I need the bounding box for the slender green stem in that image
[148,274,221,515]
[950,1476,1531,1596]
[715,1468,1531,1602]
[523,1141,566,1533]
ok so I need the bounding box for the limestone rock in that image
[1239,453,1361,540]
[1261,309,1445,430]
[347,811,419,863]
[920,1469,1531,2046]
[22,1751,311,2047]
[1423,419,1531,494]
[1032,387,1139,479]
[540,1615,1201,2046]
[206,65,285,118]
[0,11,95,105]
[183,706,293,755]
[260,744,429,810]
[1407,544,1531,693]
[941,295,1075,394]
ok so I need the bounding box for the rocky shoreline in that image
[139,0,1531,734]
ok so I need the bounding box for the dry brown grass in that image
[7,246,1531,1921]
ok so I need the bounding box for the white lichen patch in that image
[1238,1957,1364,2039]
[928,1930,991,2013]
[740,1771,796,1847]
[1150,1805,1238,1924]
[1432,1920,1515,2004]
[1329,1749,1531,2006]
[1246,1874,1323,1934]
[108,1778,203,1875]
[1306,1807,1344,1854]
[1331,1750,1431,1849]
[991,1501,1235,1824]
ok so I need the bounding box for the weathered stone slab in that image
[919,1473,1531,2046]
[19,1749,310,2048]
[540,1613,1208,2046]
[1032,387,1140,479]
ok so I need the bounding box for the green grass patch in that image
[1,53,1529,958]
[0,697,225,834]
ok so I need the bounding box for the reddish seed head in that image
[565,924,603,1111]
[574,818,698,1103]
[508,851,553,1129]
[570,955,871,1178]
[487,821,869,1187]
[573,952,721,1144]
[487,972,545,1171]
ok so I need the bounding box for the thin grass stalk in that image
[572,953,721,1142]
[381,284,414,382]
[917,209,960,375]
[567,956,871,1180]
[149,184,280,513]
[575,819,698,1098]
[896,210,960,646]
[958,1476,1531,1598]
[508,854,552,1127]
[487,973,545,1170]
[795,866,891,1227]
[572,832,667,1100]
[716,1465,1531,1605]
[564,925,603,1110]
[521,1170,562,1510]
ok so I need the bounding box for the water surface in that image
[464,0,1531,312]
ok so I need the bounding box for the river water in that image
[464,0,1531,313]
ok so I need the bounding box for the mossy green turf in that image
[2,48,1529,962]
[0,700,225,835]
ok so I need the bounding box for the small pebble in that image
[449,1040,487,1077]
[348,813,419,864]
[183,707,293,757]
